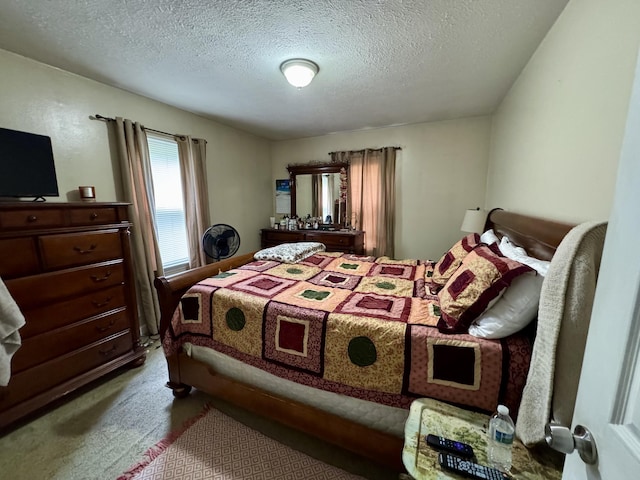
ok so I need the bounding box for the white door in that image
[562,50,640,478]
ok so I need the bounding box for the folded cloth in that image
[254,242,326,264]
[0,276,26,386]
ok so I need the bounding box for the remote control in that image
[438,452,509,479]
[426,434,474,459]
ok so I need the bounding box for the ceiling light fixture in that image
[280,59,319,88]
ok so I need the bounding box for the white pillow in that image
[468,271,543,339]
[499,236,551,276]
[480,229,500,246]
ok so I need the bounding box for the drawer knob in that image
[91,296,113,308]
[74,244,97,254]
[96,319,116,332]
[27,215,38,222]
[90,212,99,220]
[90,270,112,282]
[99,345,117,356]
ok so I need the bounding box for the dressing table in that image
[260,228,365,254]
[265,161,365,254]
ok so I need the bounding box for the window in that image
[321,174,332,221]
[147,134,189,274]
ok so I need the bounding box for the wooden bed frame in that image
[153,209,574,471]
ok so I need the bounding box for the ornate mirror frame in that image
[287,162,349,226]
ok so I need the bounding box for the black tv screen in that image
[0,127,59,199]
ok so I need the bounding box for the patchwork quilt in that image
[163,252,532,415]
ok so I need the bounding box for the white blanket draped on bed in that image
[515,221,607,446]
[0,276,26,386]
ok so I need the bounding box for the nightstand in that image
[402,398,563,479]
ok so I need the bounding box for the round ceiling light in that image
[280,59,319,88]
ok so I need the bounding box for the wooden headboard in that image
[485,208,574,261]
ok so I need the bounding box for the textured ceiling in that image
[0,0,568,140]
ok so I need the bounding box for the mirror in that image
[287,162,349,227]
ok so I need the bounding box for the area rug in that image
[117,405,366,479]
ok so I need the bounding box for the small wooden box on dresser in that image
[261,228,365,254]
[0,202,146,430]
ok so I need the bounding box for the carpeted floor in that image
[0,340,400,480]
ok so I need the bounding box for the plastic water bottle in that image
[488,404,515,473]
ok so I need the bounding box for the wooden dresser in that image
[261,228,365,254]
[0,202,146,429]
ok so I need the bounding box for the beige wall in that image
[486,0,640,223]
[0,49,271,254]
[270,116,492,260]
[6,0,636,260]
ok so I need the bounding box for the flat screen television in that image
[0,127,59,200]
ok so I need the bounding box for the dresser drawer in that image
[0,237,39,278]
[305,232,351,249]
[12,308,132,374]
[0,208,64,229]
[20,284,128,339]
[39,229,123,270]
[5,260,125,308]
[262,230,304,246]
[69,207,119,226]
[0,331,133,410]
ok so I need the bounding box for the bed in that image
[154,209,574,471]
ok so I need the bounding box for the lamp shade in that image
[280,59,318,88]
[461,208,487,233]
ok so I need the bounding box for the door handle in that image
[545,422,598,464]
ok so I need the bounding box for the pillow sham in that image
[479,228,500,246]
[499,236,551,276]
[430,233,481,292]
[437,243,533,334]
[468,271,543,339]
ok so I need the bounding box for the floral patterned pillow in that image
[254,242,326,264]
[437,243,533,334]
[429,233,481,292]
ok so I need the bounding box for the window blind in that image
[147,135,189,270]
